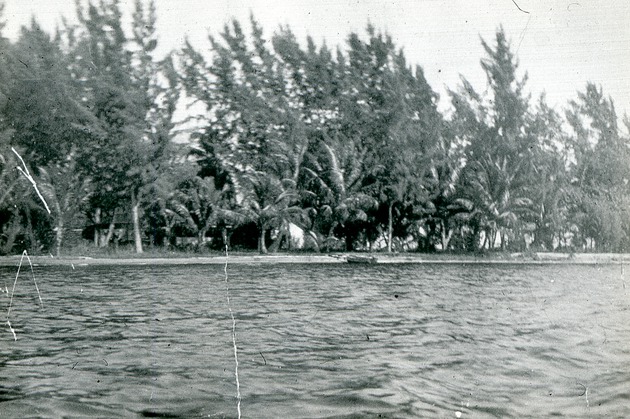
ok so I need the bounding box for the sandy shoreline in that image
[1,252,629,267]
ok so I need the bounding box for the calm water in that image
[1,262,629,418]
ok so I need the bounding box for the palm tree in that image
[37,155,91,256]
[462,155,534,250]
[303,137,377,251]
[240,175,307,253]
[424,141,469,251]
[168,176,244,248]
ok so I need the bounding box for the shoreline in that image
[1,252,629,267]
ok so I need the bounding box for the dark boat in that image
[346,255,378,264]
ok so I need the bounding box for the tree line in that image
[0,0,629,255]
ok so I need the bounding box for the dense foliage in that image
[1,1,629,255]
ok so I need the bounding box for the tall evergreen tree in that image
[181,17,312,252]
[365,47,442,252]
[71,0,178,253]
[565,83,630,251]
[527,94,571,250]
[4,20,100,254]
[450,28,536,250]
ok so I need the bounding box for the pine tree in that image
[565,83,630,251]
[71,0,178,253]
[450,28,536,250]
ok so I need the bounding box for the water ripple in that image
[1,263,629,417]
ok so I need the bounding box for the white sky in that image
[3,0,630,117]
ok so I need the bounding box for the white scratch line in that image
[6,250,43,340]
[585,386,589,408]
[11,147,51,214]
[224,244,241,418]
[516,14,531,54]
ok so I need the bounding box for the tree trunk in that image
[259,227,267,254]
[131,190,143,254]
[222,227,230,251]
[387,202,394,253]
[441,220,454,251]
[481,229,488,250]
[197,227,208,247]
[488,228,497,249]
[25,207,36,253]
[94,207,101,247]
[165,215,176,248]
[103,208,118,247]
[164,225,172,249]
[55,219,64,257]
[270,220,289,253]
[104,221,115,247]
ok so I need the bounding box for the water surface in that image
[1,262,629,417]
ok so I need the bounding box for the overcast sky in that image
[3,0,630,117]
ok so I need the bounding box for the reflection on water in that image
[1,263,629,418]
